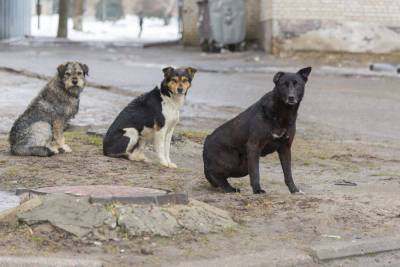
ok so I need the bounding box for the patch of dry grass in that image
[64,130,103,146]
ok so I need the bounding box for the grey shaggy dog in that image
[9,61,89,157]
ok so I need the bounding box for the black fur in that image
[203,67,312,194]
[103,87,165,157]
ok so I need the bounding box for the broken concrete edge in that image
[90,192,189,205]
[16,188,189,206]
[16,188,47,196]
[311,236,400,261]
[16,195,238,240]
[0,256,103,267]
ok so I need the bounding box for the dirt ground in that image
[0,42,400,265]
[0,121,399,266]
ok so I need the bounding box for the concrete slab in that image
[117,199,238,237]
[0,256,102,267]
[16,185,189,205]
[312,236,400,261]
[18,194,115,238]
[18,195,236,238]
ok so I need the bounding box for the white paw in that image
[168,162,177,169]
[296,190,306,195]
[61,144,72,153]
[49,146,59,154]
[159,159,170,168]
[141,155,151,163]
[128,153,149,162]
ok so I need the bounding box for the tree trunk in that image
[73,0,84,31]
[57,0,69,38]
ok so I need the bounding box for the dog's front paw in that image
[223,187,241,193]
[49,146,60,154]
[253,189,266,194]
[293,190,305,195]
[289,185,299,194]
[159,160,170,168]
[60,144,72,153]
[168,162,177,169]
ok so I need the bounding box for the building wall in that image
[260,0,400,54]
[245,0,260,41]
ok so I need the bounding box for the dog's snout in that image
[177,88,184,93]
[288,96,295,102]
[72,78,78,85]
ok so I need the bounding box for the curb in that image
[169,249,314,267]
[0,36,181,49]
[311,236,400,261]
[0,66,138,97]
[195,65,400,79]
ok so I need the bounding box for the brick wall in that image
[270,0,400,24]
[260,0,400,53]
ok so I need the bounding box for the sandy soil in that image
[0,122,399,266]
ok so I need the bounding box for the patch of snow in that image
[31,15,180,42]
[0,191,20,213]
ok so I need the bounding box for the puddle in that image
[0,191,20,213]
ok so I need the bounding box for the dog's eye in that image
[293,80,298,86]
[182,79,189,83]
[77,72,83,76]
[65,72,71,76]
[285,81,289,87]
[171,79,178,83]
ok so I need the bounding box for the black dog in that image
[203,67,312,194]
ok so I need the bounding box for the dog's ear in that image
[273,72,284,84]
[79,63,89,76]
[162,66,174,77]
[297,67,312,82]
[57,63,67,78]
[186,67,197,79]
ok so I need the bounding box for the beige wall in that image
[245,0,260,41]
[260,0,400,54]
[270,0,400,24]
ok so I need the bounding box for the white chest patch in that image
[161,94,184,130]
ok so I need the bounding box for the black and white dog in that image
[103,67,196,168]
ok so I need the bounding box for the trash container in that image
[96,0,124,21]
[197,0,246,52]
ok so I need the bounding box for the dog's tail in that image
[11,145,55,157]
[202,142,219,188]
